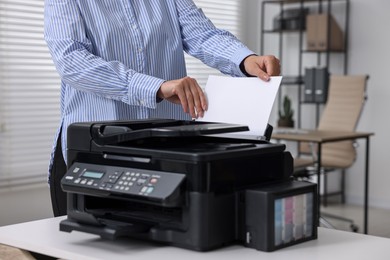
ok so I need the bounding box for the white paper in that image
[198,75,282,137]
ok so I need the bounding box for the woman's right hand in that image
[157,77,207,119]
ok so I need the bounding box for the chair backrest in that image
[319,75,368,168]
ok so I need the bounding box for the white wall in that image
[253,0,390,209]
[346,0,390,208]
[0,185,53,226]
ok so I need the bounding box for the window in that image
[0,0,245,190]
[0,0,60,189]
[187,0,245,87]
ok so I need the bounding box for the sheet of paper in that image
[198,75,282,137]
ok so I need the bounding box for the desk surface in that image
[0,217,389,260]
[272,129,374,143]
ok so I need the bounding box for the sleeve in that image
[43,0,163,109]
[175,0,255,77]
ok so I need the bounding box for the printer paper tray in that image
[60,218,151,240]
[85,207,181,226]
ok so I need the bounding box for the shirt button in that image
[139,100,145,105]
[132,24,137,30]
[138,48,142,53]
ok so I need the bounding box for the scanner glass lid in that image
[113,136,258,153]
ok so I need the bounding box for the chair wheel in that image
[350,224,359,232]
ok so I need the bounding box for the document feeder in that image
[60,119,317,252]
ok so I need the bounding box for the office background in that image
[245,0,390,210]
[0,0,389,234]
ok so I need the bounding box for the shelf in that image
[263,0,346,4]
[262,29,304,34]
[300,101,325,105]
[261,0,349,128]
[301,49,346,53]
[281,76,304,85]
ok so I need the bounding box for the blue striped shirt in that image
[44,0,254,173]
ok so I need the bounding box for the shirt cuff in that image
[230,47,256,77]
[128,72,165,109]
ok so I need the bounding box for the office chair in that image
[294,74,369,231]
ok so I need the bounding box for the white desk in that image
[0,217,389,260]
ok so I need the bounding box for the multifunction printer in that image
[59,119,317,252]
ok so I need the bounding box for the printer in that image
[60,119,317,252]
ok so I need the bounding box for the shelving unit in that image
[260,0,350,128]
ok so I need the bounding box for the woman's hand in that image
[157,77,207,119]
[243,55,281,81]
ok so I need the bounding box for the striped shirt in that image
[44,0,254,175]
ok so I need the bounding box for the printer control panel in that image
[61,162,185,202]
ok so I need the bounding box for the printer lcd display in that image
[82,171,104,179]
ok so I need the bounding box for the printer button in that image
[108,175,119,183]
[137,179,146,185]
[65,176,74,181]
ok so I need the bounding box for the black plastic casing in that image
[59,120,316,251]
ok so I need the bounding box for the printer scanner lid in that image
[91,119,250,145]
[67,119,280,163]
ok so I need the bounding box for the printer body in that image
[60,119,317,252]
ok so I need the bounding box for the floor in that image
[320,202,390,238]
